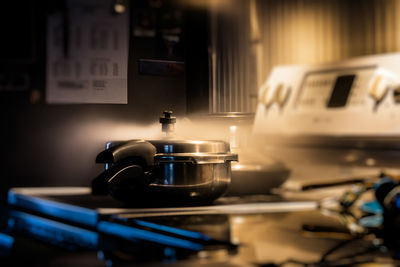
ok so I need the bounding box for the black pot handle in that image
[92,140,157,200]
[96,140,156,166]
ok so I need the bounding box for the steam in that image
[75,116,240,143]
[68,115,260,167]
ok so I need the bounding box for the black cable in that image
[331,245,378,262]
[319,238,359,262]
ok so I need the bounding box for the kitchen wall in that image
[0,2,188,200]
[258,0,400,81]
[1,38,186,192]
[210,0,400,114]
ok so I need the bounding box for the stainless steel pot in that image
[92,139,238,205]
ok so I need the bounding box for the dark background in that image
[0,0,209,201]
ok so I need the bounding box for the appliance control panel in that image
[253,53,400,136]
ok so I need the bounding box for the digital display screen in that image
[326,75,355,108]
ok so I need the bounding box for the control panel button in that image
[369,75,390,105]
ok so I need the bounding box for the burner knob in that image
[258,84,268,102]
[369,75,390,107]
[258,84,275,108]
[393,85,400,104]
[275,84,291,108]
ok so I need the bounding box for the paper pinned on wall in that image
[46,0,129,104]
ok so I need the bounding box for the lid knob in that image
[160,110,176,136]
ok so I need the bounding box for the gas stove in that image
[5,53,400,266]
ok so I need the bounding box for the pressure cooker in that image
[92,111,238,206]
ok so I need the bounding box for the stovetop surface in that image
[3,185,399,266]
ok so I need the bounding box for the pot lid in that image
[148,139,231,154]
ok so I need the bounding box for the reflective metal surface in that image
[152,162,231,186]
[155,154,238,164]
[101,139,238,205]
[149,159,234,204]
[145,140,238,203]
[149,140,231,154]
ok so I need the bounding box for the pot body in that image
[98,139,238,205]
[149,161,232,204]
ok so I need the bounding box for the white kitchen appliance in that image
[252,53,400,185]
[254,53,400,136]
